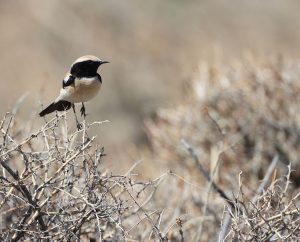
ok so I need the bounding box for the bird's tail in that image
[39,100,72,117]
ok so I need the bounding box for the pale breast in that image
[58,76,101,103]
[72,77,101,103]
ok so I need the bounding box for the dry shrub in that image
[226,165,300,241]
[145,54,300,185]
[142,54,300,240]
[0,112,172,241]
[0,113,125,241]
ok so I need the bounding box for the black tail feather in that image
[39,100,72,117]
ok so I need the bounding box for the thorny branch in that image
[0,113,169,241]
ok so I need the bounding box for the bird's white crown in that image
[72,55,101,66]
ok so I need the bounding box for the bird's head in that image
[70,55,109,78]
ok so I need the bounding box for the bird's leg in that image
[80,102,87,118]
[72,104,82,130]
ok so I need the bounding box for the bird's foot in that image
[76,122,83,131]
[80,105,86,118]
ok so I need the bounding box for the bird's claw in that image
[80,106,86,118]
[76,122,83,130]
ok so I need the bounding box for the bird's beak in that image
[100,61,110,65]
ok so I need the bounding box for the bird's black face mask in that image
[71,60,101,78]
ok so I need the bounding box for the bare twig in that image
[181,139,235,210]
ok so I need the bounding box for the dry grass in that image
[1,55,300,241]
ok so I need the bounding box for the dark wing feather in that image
[63,74,75,88]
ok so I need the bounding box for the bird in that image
[39,55,109,129]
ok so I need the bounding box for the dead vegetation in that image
[1,55,300,241]
[142,54,300,241]
[0,113,126,241]
[227,164,300,241]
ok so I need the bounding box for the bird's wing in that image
[63,73,75,88]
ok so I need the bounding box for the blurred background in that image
[1,0,300,152]
[2,1,300,240]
